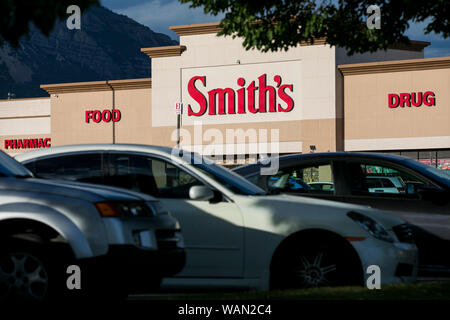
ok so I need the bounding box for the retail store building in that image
[1,22,449,170]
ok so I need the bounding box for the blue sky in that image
[100,0,450,58]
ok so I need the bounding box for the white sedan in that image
[16,144,418,290]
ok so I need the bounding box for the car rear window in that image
[29,153,105,184]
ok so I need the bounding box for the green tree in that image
[0,0,99,47]
[180,0,449,54]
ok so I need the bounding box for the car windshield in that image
[0,150,33,178]
[180,152,267,195]
[393,157,450,188]
[416,162,450,188]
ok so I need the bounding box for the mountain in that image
[0,5,177,99]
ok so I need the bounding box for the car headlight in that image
[95,201,155,217]
[347,211,394,243]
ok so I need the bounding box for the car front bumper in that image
[79,244,186,293]
[351,238,418,285]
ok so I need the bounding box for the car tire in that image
[0,238,71,302]
[271,238,362,290]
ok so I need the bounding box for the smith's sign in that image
[187,74,294,116]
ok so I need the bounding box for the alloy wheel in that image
[294,252,337,287]
[0,252,49,301]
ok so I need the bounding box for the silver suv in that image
[0,151,185,301]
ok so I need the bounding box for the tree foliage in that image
[180,0,450,54]
[0,0,99,47]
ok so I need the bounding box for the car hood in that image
[0,177,156,203]
[244,193,406,229]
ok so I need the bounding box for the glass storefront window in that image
[437,150,450,173]
[400,151,418,160]
[419,151,437,168]
[361,149,449,174]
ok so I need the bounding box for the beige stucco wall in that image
[343,67,450,151]
[51,90,114,146]
[50,84,153,147]
[0,98,51,155]
[148,118,336,155]
[334,45,425,153]
[114,88,152,145]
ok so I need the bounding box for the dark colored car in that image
[233,152,450,277]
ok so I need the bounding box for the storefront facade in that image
[339,57,450,170]
[0,97,51,155]
[141,23,427,164]
[0,22,448,171]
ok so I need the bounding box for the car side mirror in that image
[416,185,446,204]
[189,185,214,201]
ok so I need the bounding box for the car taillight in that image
[397,187,405,193]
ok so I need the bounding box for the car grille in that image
[155,229,182,250]
[393,224,415,244]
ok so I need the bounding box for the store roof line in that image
[40,78,152,94]
[169,22,221,36]
[141,45,187,59]
[0,97,50,102]
[338,56,450,75]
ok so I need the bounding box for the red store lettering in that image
[4,138,51,150]
[388,91,436,108]
[85,109,121,123]
[187,74,294,116]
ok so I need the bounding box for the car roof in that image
[15,144,177,162]
[235,152,450,189]
[233,152,424,176]
[308,181,333,184]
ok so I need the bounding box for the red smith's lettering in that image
[388,91,436,108]
[187,74,294,116]
[4,138,51,150]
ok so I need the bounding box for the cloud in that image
[114,0,224,39]
[423,39,450,58]
[405,19,442,41]
[404,20,450,58]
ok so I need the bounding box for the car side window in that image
[28,153,105,184]
[246,174,260,186]
[107,153,203,199]
[268,163,334,195]
[345,161,430,196]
